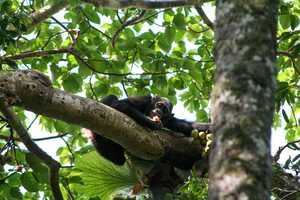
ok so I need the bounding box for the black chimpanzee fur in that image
[91,95,210,169]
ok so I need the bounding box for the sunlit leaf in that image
[76,152,138,200]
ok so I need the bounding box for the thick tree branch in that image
[83,0,205,9]
[28,0,208,27]
[29,0,69,26]
[0,97,63,200]
[112,10,146,48]
[0,70,210,163]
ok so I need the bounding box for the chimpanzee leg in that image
[91,95,126,165]
[92,133,126,165]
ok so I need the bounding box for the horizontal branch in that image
[81,0,204,9]
[3,48,71,61]
[28,0,210,27]
[29,0,69,26]
[0,70,209,162]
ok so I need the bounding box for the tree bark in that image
[0,70,207,164]
[209,1,278,200]
[28,0,209,27]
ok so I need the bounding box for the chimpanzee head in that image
[148,96,173,125]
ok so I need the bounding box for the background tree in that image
[0,0,299,200]
[210,1,277,199]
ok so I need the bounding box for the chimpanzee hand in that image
[147,116,163,130]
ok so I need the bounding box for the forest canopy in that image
[0,0,299,200]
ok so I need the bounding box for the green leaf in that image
[158,34,171,52]
[26,153,49,183]
[291,43,300,57]
[69,0,81,6]
[279,15,290,29]
[290,15,299,30]
[62,73,83,93]
[0,183,11,198]
[7,173,21,187]
[10,187,22,199]
[170,77,184,90]
[76,152,138,200]
[20,172,40,192]
[84,5,100,24]
[165,26,176,44]
[163,10,174,23]
[173,13,186,30]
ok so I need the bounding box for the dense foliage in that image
[0,0,299,199]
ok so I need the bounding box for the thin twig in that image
[89,24,112,39]
[280,190,300,200]
[0,133,69,142]
[26,114,39,131]
[71,50,180,76]
[3,48,72,61]
[80,8,112,40]
[288,102,298,127]
[273,139,300,162]
[112,10,146,48]
[121,80,129,97]
[194,5,214,30]
[277,51,300,76]
[89,72,99,101]
[61,136,75,164]
[33,133,69,141]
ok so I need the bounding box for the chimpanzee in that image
[89,95,210,169]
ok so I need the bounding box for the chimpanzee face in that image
[149,97,173,124]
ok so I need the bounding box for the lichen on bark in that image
[209,0,278,199]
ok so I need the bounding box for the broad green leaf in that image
[94,81,109,96]
[7,173,21,187]
[279,15,290,29]
[20,172,40,192]
[158,34,171,52]
[173,13,186,30]
[165,26,176,44]
[25,153,49,184]
[290,14,300,30]
[10,187,23,199]
[163,10,174,23]
[169,77,185,90]
[197,109,208,122]
[83,5,100,24]
[76,151,138,200]
[62,73,83,93]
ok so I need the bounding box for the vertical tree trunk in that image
[210,1,278,199]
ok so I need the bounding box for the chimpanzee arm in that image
[102,95,161,130]
[126,95,152,109]
[166,117,211,136]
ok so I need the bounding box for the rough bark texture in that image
[0,70,205,163]
[209,1,278,200]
